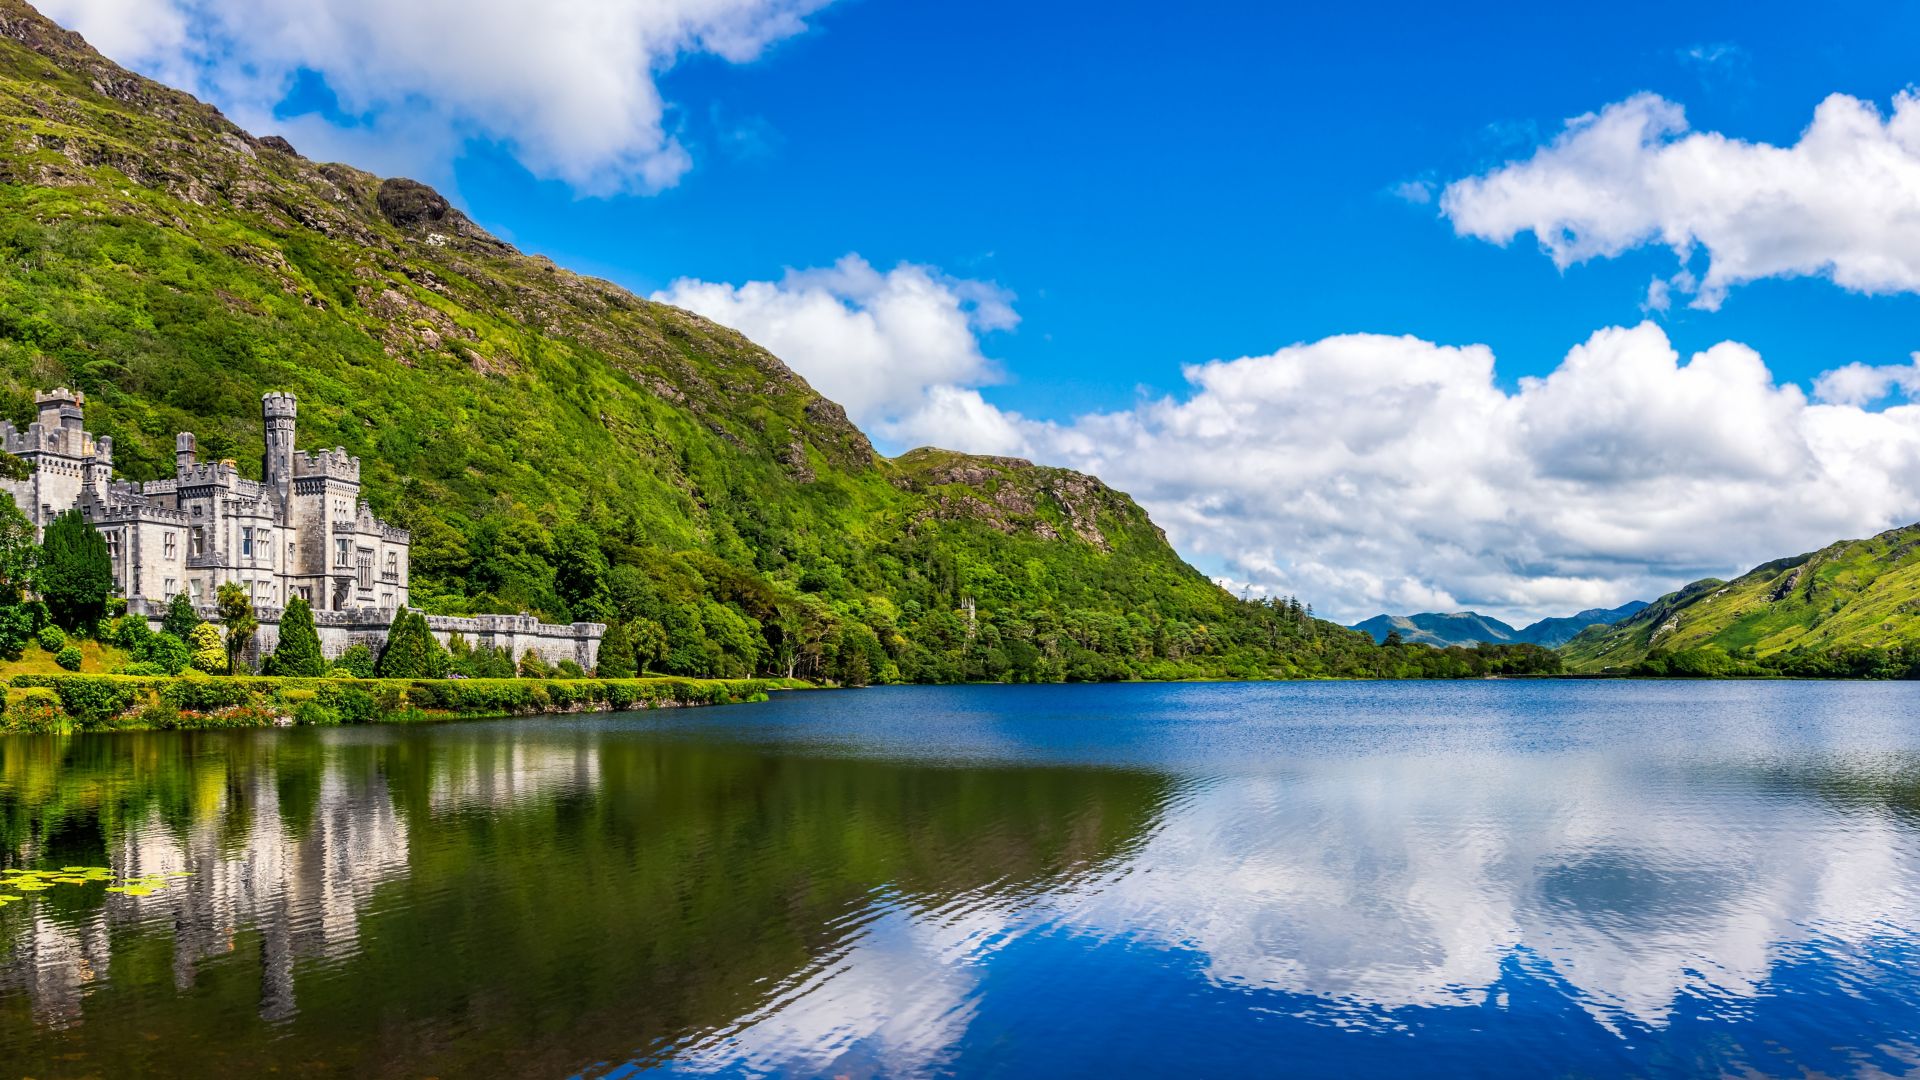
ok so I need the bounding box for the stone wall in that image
[133,602,604,672]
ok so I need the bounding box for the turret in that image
[175,431,197,473]
[35,387,84,433]
[262,391,297,502]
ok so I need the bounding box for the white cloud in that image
[1441,90,1920,308]
[652,255,1920,622]
[1812,354,1920,407]
[744,308,1920,624]
[654,255,1025,449]
[37,0,831,195]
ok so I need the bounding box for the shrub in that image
[53,645,82,671]
[518,650,551,679]
[2,687,65,734]
[116,661,167,676]
[0,604,34,660]
[187,623,226,674]
[335,644,377,679]
[316,682,377,724]
[556,659,586,679]
[38,625,66,652]
[136,632,191,676]
[51,677,137,727]
[292,699,339,726]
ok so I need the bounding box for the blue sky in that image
[43,0,1920,621]
[431,0,1920,413]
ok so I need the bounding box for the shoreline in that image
[0,673,794,735]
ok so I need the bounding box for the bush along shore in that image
[0,674,779,735]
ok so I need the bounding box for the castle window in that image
[189,579,202,602]
[191,527,205,557]
[164,532,177,559]
[164,577,176,597]
[105,531,121,561]
[241,527,254,556]
[336,538,350,567]
[386,551,397,577]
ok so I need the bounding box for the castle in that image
[0,388,603,670]
[0,388,410,614]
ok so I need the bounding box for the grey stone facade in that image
[1,387,411,613]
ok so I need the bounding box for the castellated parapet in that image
[0,389,414,619]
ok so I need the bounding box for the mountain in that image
[1351,611,1521,648]
[0,0,1560,683]
[1352,602,1646,649]
[1512,602,1650,648]
[1562,523,1920,676]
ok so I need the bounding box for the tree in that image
[596,619,636,678]
[267,596,326,676]
[518,649,551,678]
[187,623,226,674]
[39,510,112,632]
[0,493,38,605]
[162,591,199,641]
[377,609,445,678]
[216,581,257,674]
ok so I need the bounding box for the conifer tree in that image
[38,510,112,632]
[596,619,636,678]
[377,610,446,678]
[162,591,200,641]
[268,596,326,676]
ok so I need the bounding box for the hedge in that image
[0,674,772,734]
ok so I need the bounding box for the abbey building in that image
[0,388,410,614]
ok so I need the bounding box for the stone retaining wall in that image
[131,601,603,672]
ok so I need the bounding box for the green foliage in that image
[1566,522,1920,678]
[0,492,36,604]
[335,644,378,679]
[161,592,200,642]
[0,18,1578,687]
[266,597,326,677]
[556,658,586,679]
[377,610,446,678]
[215,581,257,674]
[36,624,64,652]
[596,619,636,678]
[518,650,551,679]
[38,510,111,632]
[53,644,81,671]
[0,603,34,660]
[49,675,134,724]
[186,623,226,674]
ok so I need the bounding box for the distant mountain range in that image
[1351,602,1650,649]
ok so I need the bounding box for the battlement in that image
[291,446,361,482]
[262,391,298,421]
[174,460,240,487]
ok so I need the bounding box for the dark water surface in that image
[3,681,1919,1077]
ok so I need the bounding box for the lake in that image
[2,681,1919,1077]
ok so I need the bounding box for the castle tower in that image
[175,431,197,473]
[262,392,297,503]
[36,387,84,434]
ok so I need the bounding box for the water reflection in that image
[0,685,1917,1077]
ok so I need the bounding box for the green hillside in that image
[0,1,1563,683]
[1562,522,1920,677]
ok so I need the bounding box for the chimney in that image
[175,432,197,473]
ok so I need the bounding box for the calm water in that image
[3,682,1919,1078]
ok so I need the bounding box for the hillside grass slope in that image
[1563,523,1920,677]
[0,0,1578,683]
